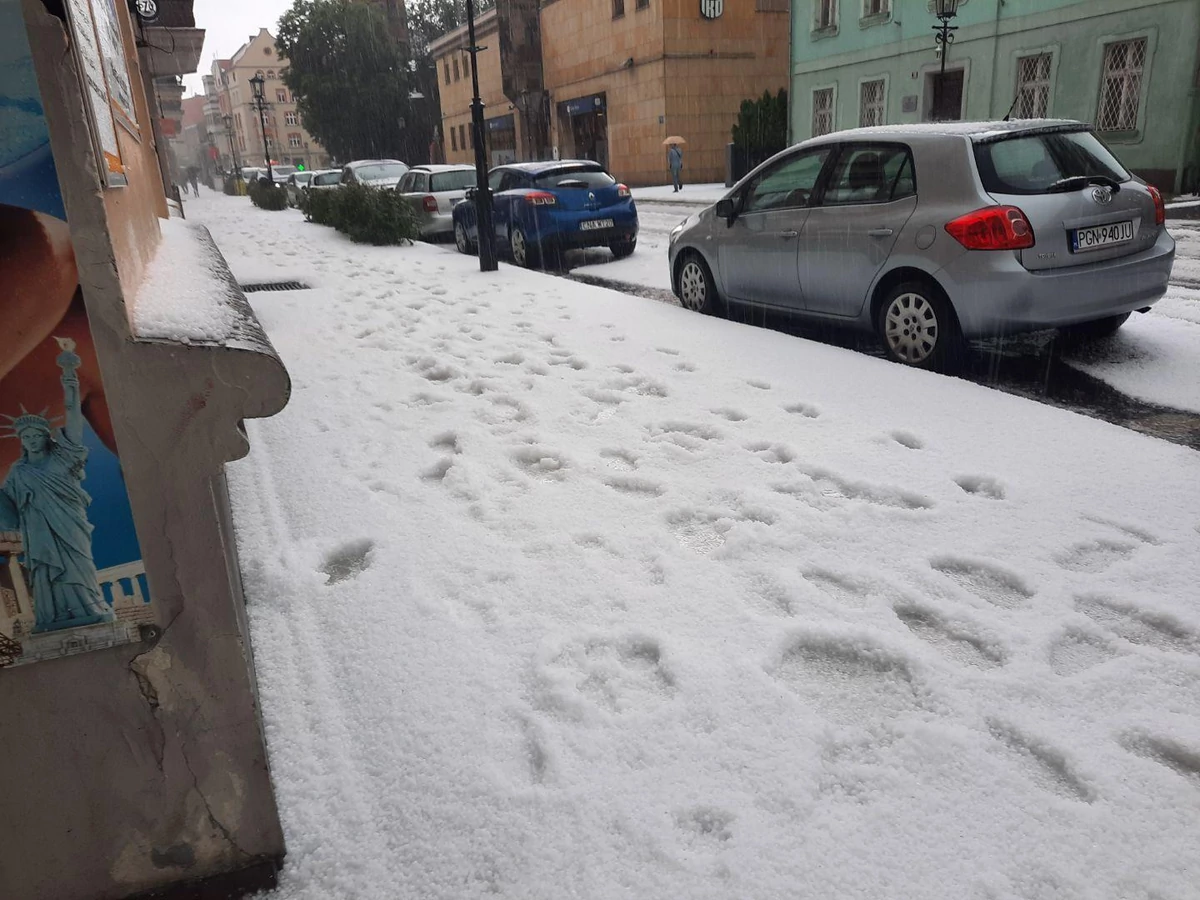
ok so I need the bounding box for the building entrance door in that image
[560,93,609,169]
[927,69,964,121]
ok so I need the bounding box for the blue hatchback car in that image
[452,160,639,267]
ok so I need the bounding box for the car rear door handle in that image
[868,227,894,237]
[779,230,799,239]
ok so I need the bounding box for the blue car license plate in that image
[580,218,614,231]
[1072,220,1134,253]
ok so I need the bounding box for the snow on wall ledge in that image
[131,219,274,355]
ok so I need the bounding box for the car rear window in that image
[431,170,476,192]
[535,168,615,189]
[356,164,407,181]
[973,130,1131,195]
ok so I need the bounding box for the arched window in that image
[267,69,275,78]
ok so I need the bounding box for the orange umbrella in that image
[662,136,687,146]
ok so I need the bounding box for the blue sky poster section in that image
[1,0,148,601]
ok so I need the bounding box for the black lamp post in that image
[465,0,497,272]
[931,0,960,120]
[222,113,241,182]
[249,73,273,182]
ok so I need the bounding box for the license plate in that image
[1072,220,1134,253]
[580,218,614,231]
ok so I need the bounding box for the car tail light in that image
[945,206,1035,251]
[1147,185,1165,226]
[616,183,631,198]
[525,191,557,206]
[422,195,438,213]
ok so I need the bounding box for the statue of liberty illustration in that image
[0,337,111,632]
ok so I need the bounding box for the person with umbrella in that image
[664,136,685,193]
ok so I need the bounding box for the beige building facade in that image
[216,29,331,172]
[432,0,790,185]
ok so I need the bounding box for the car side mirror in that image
[715,197,737,224]
[465,187,478,201]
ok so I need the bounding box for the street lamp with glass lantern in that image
[465,0,498,272]
[221,113,241,183]
[931,0,961,121]
[249,73,273,182]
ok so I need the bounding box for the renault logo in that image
[1091,187,1113,205]
[589,192,595,202]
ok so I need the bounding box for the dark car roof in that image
[495,160,604,176]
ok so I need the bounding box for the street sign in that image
[700,0,723,19]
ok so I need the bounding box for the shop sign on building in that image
[700,0,724,19]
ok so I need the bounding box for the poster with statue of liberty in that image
[0,3,153,666]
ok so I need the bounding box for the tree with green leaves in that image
[277,0,420,164]
[731,88,789,170]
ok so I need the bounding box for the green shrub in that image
[298,187,337,225]
[248,179,288,210]
[223,175,241,196]
[298,184,419,245]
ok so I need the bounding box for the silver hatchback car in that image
[668,120,1175,369]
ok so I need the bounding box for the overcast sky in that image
[182,0,292,95]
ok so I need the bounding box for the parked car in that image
[668,120,1174,370]
[271,164,298,185]
[306,169,343,191]
[341,159,409,190]
[452,160,638,267]
[396,164,476,239]
[284,171,313,205]
[240,166,265,183]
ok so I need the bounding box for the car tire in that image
[676,252,724,317]
[510,225,542,268]
[877,280,962,371]
[610,238,636,259]
[1058,312,1131,343]
[454,221,475,255]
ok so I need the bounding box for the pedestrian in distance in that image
[668,143,683,193]
[188,169,199,197]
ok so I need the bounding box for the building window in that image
[636,0,648,8]
[453,57,460,81]
[812,87,834,136]
[859,79,885,127]
[285,111,299,125]
[459,124,467,151]
[444,61,451,84]
[1097,38,1146,132]
[267,69,275,78]
[288,133,302,148]
[862,0,886,16]
[815,0,837,29]
[450,125,458,151]
[238,135,246,152]
[1015,53,1052,119]
[277,89,288,103]
[613,0,625,18]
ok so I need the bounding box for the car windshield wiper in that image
[1045,175,1122,194]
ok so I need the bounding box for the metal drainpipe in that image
[987,0,1004,118]
[786,3,793,145]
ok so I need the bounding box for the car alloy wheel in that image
[679,259,708,312]
[511,227,528,266]
[884,291,939,364]
[455,222,471,254]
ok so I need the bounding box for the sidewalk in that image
[632,182,728,206]
[187,191,1200,900]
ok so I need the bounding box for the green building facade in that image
[789,0,1200,192]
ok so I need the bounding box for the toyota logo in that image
[1091,187,1113,205]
